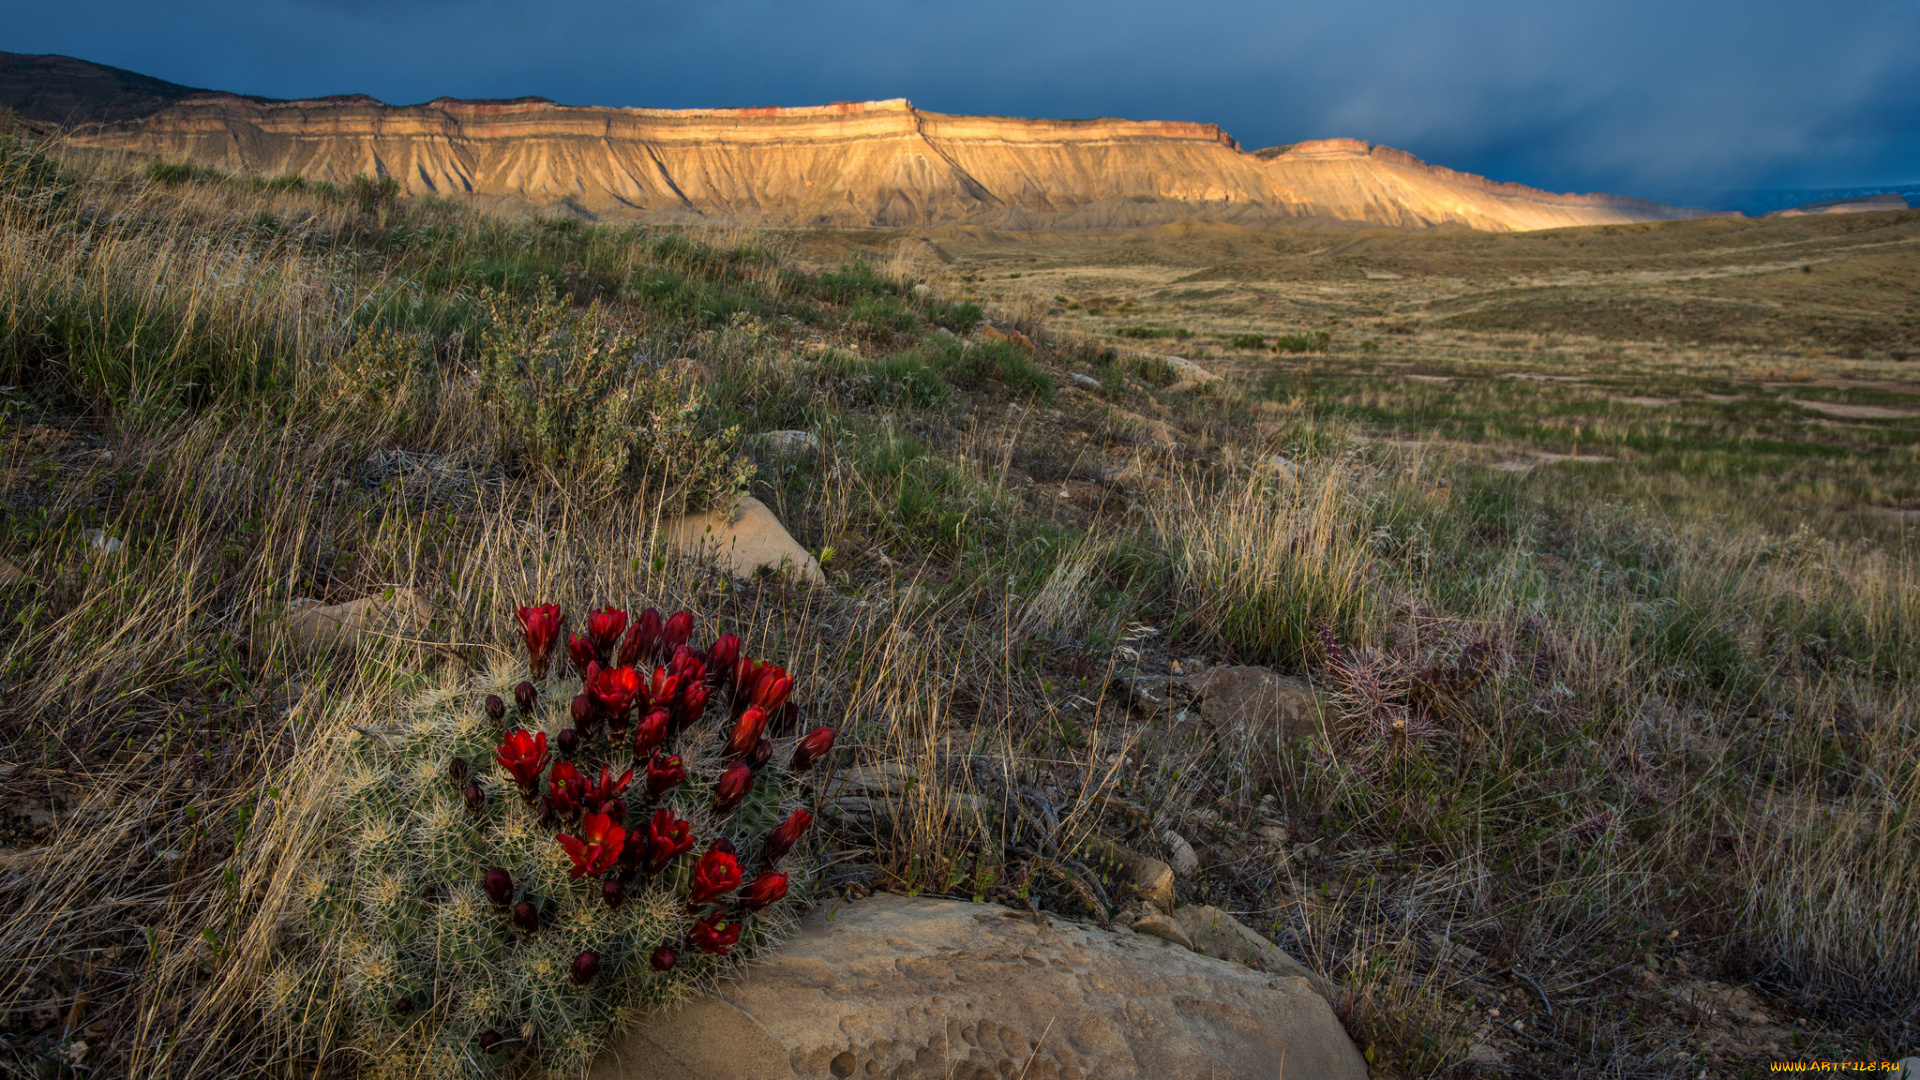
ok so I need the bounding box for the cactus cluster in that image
[266,603,833,1078]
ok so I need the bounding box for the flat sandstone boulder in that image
[592,893,1364,1080]
[1198,665,1321,741]
[286,587,433,647]
[666,496,825,585]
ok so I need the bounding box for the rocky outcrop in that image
[5,53,1720,233]
[593,893,1365,1080]
[665,496,824,585]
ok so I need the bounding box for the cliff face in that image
[55,80,1710,232]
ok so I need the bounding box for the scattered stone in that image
[976,324,1011,345]
[1163,829,1200,876]
[1197,666,1321,740]
[1172,904,1338,1002]
[1070,372,1102,389]
[1008,329,1037,353]
[593,893,1366,1080]
[1255,454,1299,480]
[664,496,825,585]
[1255,824,1290,846]
[83,529,122,554]
[1663,981,1772,1026]
[911,282,932,298]
[0,558,22,587]
[1085,836,1176,913]
[1164,356,1220,385]
[1463,1042,1507,1069]
[1130,911,1195,949]
[755,430,823,457]
[287,588,434,647]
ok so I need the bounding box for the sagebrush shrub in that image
[476,283,752,510]
[267,604,834,1078]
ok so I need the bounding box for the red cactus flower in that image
[749,668,794,713]
[484,867,513,905]
[762,807,814,865]
[643,667,680,710]
[580,764,633,815]
[556,810,626,879]
[493,729,549,793]
[713,761,754,813]
[604,797,626,825]
[619,607,662,667]
[644,808,694,873]
[649,945,677,971]
[690,911,744,955]
[586,606,628,660]
[738,871,789,911]
[567,632,597,678]
[725,706,769,759]
[515,604,563,678]
[674,680,712,730]
[632,707,670,759]
[791,726,836,773]
[547,760,587,817]
[661,610,693,657]
[645,751,685,797]
[687,846,743,906]
[588,664,642,721]
[571,950,601,985]
[705,633,741,684]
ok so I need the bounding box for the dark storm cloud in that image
[7,0,1918,198]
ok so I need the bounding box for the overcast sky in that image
[8,0,1918,202]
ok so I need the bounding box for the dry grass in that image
[3,136,1916,1080]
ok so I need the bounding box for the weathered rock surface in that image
[593,893,1366,1080]
[665,496,824,585]
[1197,665,1321,740]
[1164,356,1221,394]
[16,53,1722,233]
[1172,904,1338,1001]
[286,588,433,647]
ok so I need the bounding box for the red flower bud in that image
[632,707,670,760]
[649,945,677,971]
[687,846,744,907]
[705,633,741,684]
[770,701,801,736]
[587,606,628,661]
[479,1030,503,1054]
[645,752,685,797]
[421,884,442,904]
[751,672,794,714]
[791,726,836,773]
[674,680,712,729]
[762,807,813,865]
[581,764,633,815]
[711,837,737,857]
[738,871,789,911]
[567,632,597,678]
[644,808,694,874]
[483,867,513,906]
[619,607,662,667]
[394,995,414,1015]
[514,680,537,714]
[602,877,625,909]
[570,692,597,734]
[512,900,539,933]
[464,783,486,812]
[713,762,754,814]
[556,811,626,879]
[493,729,549,794]
[571,950,600,985]
[485,694,506,723]
[604,797,626,826]
[547,760,587,817]
[515,604,563,679]
[725,706,769,759]
[537,796,555,825]
[556,727,580,758]
[690,911,743,955]
[449,756,468,782]
[747,737,773,772]
[661,610,693,657]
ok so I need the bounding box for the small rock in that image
[1198,665,1321,741]
[1164,356,1220,384]
[1256,824,1290,846]
[1464,1042,1507,1069]
[664,496,824,585]
[1256,455,1300,480]
[0,558,22,587]
[1085,836,1176,913]
[287,588,434,647]
[1172,904,1338,1002]
[1008,330,1037,353]
[1070,372,1102,389]
[1130,911,1195,950]
[754,430,822,457]
[932,327,957,342]
[1163,829,1199,875]
[976,324,1011,345]
[911,282,932,298]
[84,529,122,554]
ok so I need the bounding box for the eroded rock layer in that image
[70,91,1708,231]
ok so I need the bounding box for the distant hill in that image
[1,50,1727,233]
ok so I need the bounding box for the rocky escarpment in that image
[7,51,1717,232]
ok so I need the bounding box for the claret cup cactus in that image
[267,604,829,1078]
